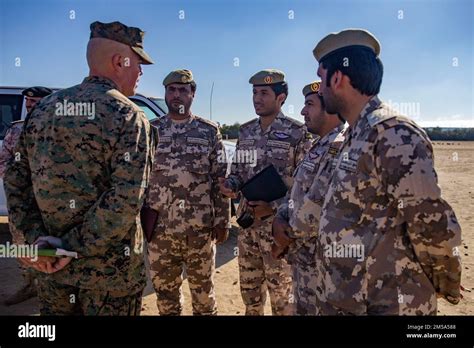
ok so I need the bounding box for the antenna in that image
[210,81,214,120]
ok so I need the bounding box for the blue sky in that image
[0,0,472,127]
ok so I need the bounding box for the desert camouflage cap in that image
[90,21,154,64]
[163,69,194,86]
[249,69,286,85]
[313,28,380,62]
[22,86,53,98]
[302,81,321,97]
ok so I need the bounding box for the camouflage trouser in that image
[288,240,318,316]
[238,221,295,315]
[147,224,217,316]
[37,277,143,315]
[291,259,318,316]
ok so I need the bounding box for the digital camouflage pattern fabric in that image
[4,76,155,299]
[316,96,462,315]
[37,277,143,315]
[276,124,345,315]
[0,122,23,183]
[227,112,313,315]
[146,114,230,315]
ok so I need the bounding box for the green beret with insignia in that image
[21,86,53,98]
[163,69,195,87]
[302,81,321,97]
[313,28,381,62]
[249,69,286,85]
[90,21,154,65]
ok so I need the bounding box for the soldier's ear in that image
[332,70,345,90]
[111,53,123,72]
[276,93,286,106]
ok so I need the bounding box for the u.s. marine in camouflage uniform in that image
[273,81,345,315]
[146,70,230,316]
[0,86,52,306]
[221,70,313,315]
[313,29,462,315]
[4,21,155,315]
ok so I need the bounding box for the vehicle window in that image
[0,94,23,140]
[132,99,160,121]
[150,97,168,114]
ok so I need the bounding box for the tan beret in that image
[313,28,381,62]
[90,21,154,65]
[249,69,286,85]
[302,81,321,97]
[163,69,195,86]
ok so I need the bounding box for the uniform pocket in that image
[185,142,211,174]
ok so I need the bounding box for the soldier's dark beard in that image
[166,99,191,116]
[323,91,347,122]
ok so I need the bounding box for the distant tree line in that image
[220,123,240,139]
[424,127,474,141]
[220,124,474,141]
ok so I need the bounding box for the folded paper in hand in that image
[38,248,78,258]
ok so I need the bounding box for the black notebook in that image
[240,165,288,202]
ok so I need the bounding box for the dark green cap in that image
[90,21,154,64]
[163,69,194,86]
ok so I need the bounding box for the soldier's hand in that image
[212,226,229,244]
[48,256,73,273]
[248,200,273,219]
[18,255,55,273]
[218,177,238,199]
[272,217,292,248]
[271,243,288,260]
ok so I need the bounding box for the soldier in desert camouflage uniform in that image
[4,20,155,315]
[313,29,462,315]
[220,70,313,315]
[146,69,230,316]
[272,81,345,315]
[0,87,52,179]
[0,86,52,306]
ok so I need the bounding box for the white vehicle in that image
[0,87,236,216]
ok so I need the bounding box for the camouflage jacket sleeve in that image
[0,127,17,178]
[143,125,158,207]
[270,129,313,212]
[295,129,314,166]
[376,125,462,301]
[4,126,48,244]
[210,129,230,228]
[61,112,153,257]
[227,136,243,191]
[275,193,290,222]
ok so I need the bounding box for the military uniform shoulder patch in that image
[240,117,258,129]
[367,106,398,128]
[282,115,304,128]
[194,115,219,130]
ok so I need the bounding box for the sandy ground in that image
[0,141,472,315]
